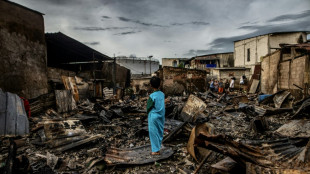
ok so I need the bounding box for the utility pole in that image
[93,52,96,97]
[113,54,116,95]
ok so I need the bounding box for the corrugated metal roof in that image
[0,89,29,136]
[46,32,111,68]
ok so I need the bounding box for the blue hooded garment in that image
[147,90,165,152]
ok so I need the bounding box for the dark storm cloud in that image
[10,0,310,60]
[83,42,100,45]
[183,48,226,57]
[102,16,111,19]
[118,17,166,27]
[114,30,142,36]
[184,13,310,57]
[268,10,310,22]
[171,21,210,26]
[191,21,210,26]
[74,27,134,31]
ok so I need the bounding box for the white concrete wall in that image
[234,35,268,73]
[234,32,307,75]
[116,58,159,75]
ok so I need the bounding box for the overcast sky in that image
[11,0,310,62]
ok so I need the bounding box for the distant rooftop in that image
[234,31,310,42]
[188,52,233,61]
[162,58,189,60]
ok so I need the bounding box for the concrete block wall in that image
[278,61,290,89]
[0,29,48,99]
[289,56,306,89]
[0,1,48,99]
[219,69,251,81]
[261,51,281,94]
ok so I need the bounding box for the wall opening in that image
[172,60,177,67]
[247,48,250,62]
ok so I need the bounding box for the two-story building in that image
[190,52,234,70]
[234,31,309,75]
[162,58,189,68]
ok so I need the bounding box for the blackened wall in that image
[0,1,48,99]
[102,62,131,89]
[158,67,207,95]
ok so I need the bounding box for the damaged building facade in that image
[157,67,207,95]
[261,43,310,100]
[190,52,234,70]
[234,31,308,75]
[0,0,48,99]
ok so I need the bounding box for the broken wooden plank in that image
[248,79,259,94]
[46,135,88,148]
[55,134,102,152]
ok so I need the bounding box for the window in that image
[172,60,177,67]
[247,48,250,62]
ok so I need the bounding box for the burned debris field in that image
[1,0,310,173]
[2,88,310,173]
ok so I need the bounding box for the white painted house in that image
[234,31,309,75]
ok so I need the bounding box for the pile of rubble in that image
[1,87,310,173]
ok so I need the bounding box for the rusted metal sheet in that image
[211,157,241,174]
[246,162,309,174]
[0,89,29,136]
[104,145,174,165]
[254,106,267,116]
[276,120,310,138]
[187,123,214,162]
[194,133,310,173]
[180,94,207,122]
[292,98,310,119]
[273,90,292,108]
[259,90,293,109]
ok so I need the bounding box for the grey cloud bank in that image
[10,0,310,61]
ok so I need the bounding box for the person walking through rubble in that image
[224,78,230,93]
[218,79,224,93]
[214,80,219,93]
[209,79,215,92]
[147,76,165,155]
[229,77,235,91]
